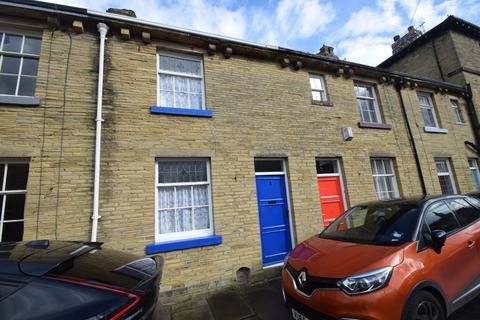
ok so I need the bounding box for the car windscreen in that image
[319,204,420,245]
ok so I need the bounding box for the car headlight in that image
[338,266,393,295]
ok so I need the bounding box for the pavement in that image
[155,277,480,320]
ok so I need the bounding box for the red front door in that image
[317,176,344,227]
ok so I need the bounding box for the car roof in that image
[355,194,470,208]
[0,240,100,276]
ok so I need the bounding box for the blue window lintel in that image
[150,106,212,118]
[146,235,222,254]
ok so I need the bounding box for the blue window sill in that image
[146,235,222,254]
[150,106,212,118]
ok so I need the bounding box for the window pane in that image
[159,74,173,90]
[316,160,337,174]
[0,164,4,188]
[435,160,448,174]
[312,91,322,101]
[309,76,324,90]
[439,176,454,194]
[3,194,26,221]
[0,33,3,50]
[158,187,175,209]
[174,77,188,93]
[176,186,192,207]
[158,161,207,183]
[446,199,480,226]
[194,206,209,229]
[254,160,282,172]
[159,209,175,234]
[21,58,38,76]
[189,78,202,94]
[425,202,460,233]
[18,76,36,96]
[0,74,18,95]
[159,55,201,76]
[193,185,208,206]
[1,56,21,74]
[23,37,41,55]
[159,90,174,107]
[5,163,29,190]
[174,92,188,108]
[2,221,24,242]
[421,108,436,127]
[177,208,192,232]
[3,34,22,53]
[190,94,202,109]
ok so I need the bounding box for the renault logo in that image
[298,270,307,287]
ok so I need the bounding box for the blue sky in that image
[45,0,480,66]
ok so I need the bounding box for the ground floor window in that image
[371,158,400,200]
[155,159,213,242]
[435,158,457,194]
[0,161,29,242]
[469,159,480,191]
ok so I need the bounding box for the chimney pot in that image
[393,35,400,42]
[106,8,137,17]
[318,45,338,59]
[408,25,415,33]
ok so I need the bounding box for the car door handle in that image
[467,240,476,248]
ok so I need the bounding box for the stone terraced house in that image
[1,0,479,298]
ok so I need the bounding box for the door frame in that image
[316,158,348,217]
[254,158,295,268]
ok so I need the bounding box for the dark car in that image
[0,240,163,320]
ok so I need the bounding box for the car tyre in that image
[404,290,445,320]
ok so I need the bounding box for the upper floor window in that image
[354,82,382,124]
[371,158,400,200]
[157,52,205,110]
[469,159,480,191]
[435,158,457,194]
[309,74,328,103]
[450,97,465,124]
[0,31,41,97]
[417,92,440,128]
[156,159,213,242]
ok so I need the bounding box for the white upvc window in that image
[417,92,440,128]
[157,51,205,110]
[0,161,29,242]
[0,30,41,97]
[309,74,328,102]
[155,159,213,242]
[354,82,382,124]
[450,97,465,124]
[469,159,480,191]
[435,158,457,194]
[371,158,400,200]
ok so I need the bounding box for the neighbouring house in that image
[0,0,478,298]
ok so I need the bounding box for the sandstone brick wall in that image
[0,20,477,297]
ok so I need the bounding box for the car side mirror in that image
[427,230,447,254]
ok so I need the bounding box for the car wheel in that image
[404,291,445,320]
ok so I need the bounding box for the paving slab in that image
[242,286,291,320]
[207,291,254,320]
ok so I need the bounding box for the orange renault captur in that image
[282,195,480,320]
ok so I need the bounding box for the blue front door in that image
[255,175,292,266]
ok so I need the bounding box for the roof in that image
[379,15,480,68]
[0,0,468,92]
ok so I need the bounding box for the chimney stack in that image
[391,26,423,54]
[318,45,338,59]
[106,8,137,17]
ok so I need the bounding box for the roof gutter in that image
[91,22,109,242]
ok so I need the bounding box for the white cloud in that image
[337,35,394,67]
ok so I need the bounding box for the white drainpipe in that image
[91,23,109,242]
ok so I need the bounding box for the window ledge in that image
[146,235,222,254]
[424,127,448,134]
[150,106,212,118]
[0,95,40,106]
[311,100,333,107]
[358,122,392,130]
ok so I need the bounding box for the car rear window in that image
[446,198,480,227]
[425,201,460,234]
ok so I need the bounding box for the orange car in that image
[282,195,480,320]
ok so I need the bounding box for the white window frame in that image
[417,92,440,128]
[449,96,465,124]
[154,158,213,242]
[469,158,480,191]
[371,158,400,200]
[156,51,206,110]
[0,29,41,97]
[0,160,28,241]
[354,82,382,124]
[309,74,328,103]
[435,158,457,194]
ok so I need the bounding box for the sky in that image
[43,0,480,66]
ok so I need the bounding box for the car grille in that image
[285,263,340,296]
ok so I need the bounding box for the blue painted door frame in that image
[255,175,292,266]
